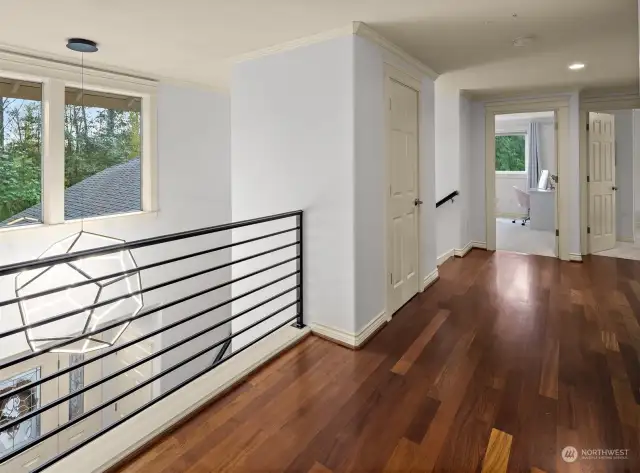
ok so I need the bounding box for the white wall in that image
[352,35,436,332]
[434,79,463,258]
[608,110,634,242]
[634,110,640,235]
[0,84,232,395]
[230,36,356,344]
[231,33,437,340]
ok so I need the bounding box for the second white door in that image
[387,77,419,316]
[588,112,616,253]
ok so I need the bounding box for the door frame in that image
[579,94,640,254]
[484,97,570,260]
[383,63,421,318]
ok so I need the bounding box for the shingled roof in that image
[1,157,141,226]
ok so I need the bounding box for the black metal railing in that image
[0,210,304,472]
[436,190,459,208]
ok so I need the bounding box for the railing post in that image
[292,210,305,328]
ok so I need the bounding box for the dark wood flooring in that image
[114,250,640,473]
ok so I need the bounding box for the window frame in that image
[0,50,157,231]
[494,131,528,175]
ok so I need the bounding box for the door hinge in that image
[389,98,392,110]
[587,226,591,234]
[587,175,590,183]
[586,123,590,131]
[115,402,118,412]
[554,122,558,131]
[390,273,393,285]
[556,229,559,237]
[57,359,60,369]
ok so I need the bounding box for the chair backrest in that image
[513,186,530,209]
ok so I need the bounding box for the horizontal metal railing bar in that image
[0,277,299,404]
[30,313,299,473]
[1,302,298,465]
[0,241,299,339]
[0,258,299,372]
[0,226,299,309]
[0,285,298,429]
[0,210,302,277]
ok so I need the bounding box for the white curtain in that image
[527,122,541,189]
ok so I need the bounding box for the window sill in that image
[0,210,158,235]
[495,171,527,176]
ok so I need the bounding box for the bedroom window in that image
[495,133,526,172]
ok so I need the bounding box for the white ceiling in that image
[2,0,638,94]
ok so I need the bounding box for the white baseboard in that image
[311,309,388,349]
[454,241,473,258]
[437,249,454,266]
[472,241,487,249]
[569,253,583,262]
[422,268,439,291]
[617,237,635,243]
[47,325,310,473]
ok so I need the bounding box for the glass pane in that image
[495,134,526,172]
[0,368,41,458]
[0,79,43,228]
[64,88,142,220]
[68,353,85,421]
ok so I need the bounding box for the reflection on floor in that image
[595,240,640,261]
[496,218,555,257]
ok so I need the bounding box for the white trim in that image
[232,22,439,81]
[437,249,454,266]
[485,97,569,260]
[45,325,309,473]
[353,22,438,80]
[569,253,583,262]
[454,241,473,258]
[617,237,636,244]
[310,310,388,349]
[422,268,439,291]
[233,25,354,63]
[472,241,487,249]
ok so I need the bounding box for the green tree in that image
[495,135,525,171]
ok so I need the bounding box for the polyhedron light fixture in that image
[15,232,143,353]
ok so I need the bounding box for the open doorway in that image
[588,110,640,260]
[494,111,557,257]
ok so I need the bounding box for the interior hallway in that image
[113,251,640,473]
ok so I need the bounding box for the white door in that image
[0,354,58,473]
[57,352,102,452]
[589,112,616,253]
[387,77,420,316]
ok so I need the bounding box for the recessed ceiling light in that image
[568,62,585,70]
[513,36,534,47]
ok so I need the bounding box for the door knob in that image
[612,186,618,191]
[414,198,423,206]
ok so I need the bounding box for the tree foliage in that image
[0,96,140,223]
[495,135,525,172]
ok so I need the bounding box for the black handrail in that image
[0,210,305,471]
[436,190,459,208]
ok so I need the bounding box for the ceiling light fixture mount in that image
[66,38,99,53]
[568,62,586,70]
[512,36,534,48]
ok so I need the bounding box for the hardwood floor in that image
[113,250,640,473]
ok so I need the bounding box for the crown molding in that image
[353,22,439,80]
[232,25,355,64]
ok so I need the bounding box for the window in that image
[495,134,526,172]
[64,88,142,219]
[0,79,42,228]
[0,368,41,458]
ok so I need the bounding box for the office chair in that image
[512,186,530,226]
